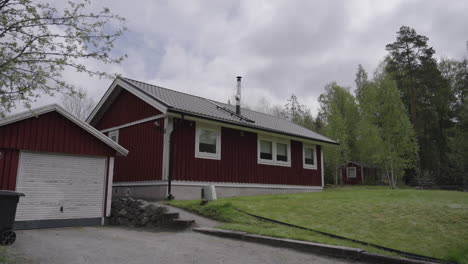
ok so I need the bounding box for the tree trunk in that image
[334,168,338,185]
[385,167,392,188]
[390,160,396,189]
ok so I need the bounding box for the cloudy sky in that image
[32,0,468,115]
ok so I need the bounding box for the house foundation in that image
[112,181,322,201]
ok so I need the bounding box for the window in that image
[276,143,288,162]
[260,140,273,160]
[347,167,357,178]
[109,130,119,143]
[257,136,290,166]
[303,144,317,169]
[195,123,221,160]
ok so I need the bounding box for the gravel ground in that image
[12,226,363,264]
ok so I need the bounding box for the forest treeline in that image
[252,26,467,188]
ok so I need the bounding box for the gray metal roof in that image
[120,77,337,144]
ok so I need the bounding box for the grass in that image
[0,246,25,264]
[168,186,468,264]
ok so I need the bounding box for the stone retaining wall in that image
[109,197,169,227]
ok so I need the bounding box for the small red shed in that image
[340,161,385,185]
[0,104,128,229]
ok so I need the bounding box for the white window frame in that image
[195,122,221,160]
[257,135,291,167]
[108,130,119,143]
[303,144,317,170]
[347,167,357,178]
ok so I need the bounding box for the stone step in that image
[168,219,196,229]
[161,212,180,223]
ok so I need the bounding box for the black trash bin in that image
[0,190,25,246]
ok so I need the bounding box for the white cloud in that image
[17,0,468,117]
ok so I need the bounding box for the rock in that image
[145,204,160,215]
[117,217,130,225]
[118,208,127,216]
[136,199,148,207]
[140,216,150,226]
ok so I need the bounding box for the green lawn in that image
[168,186,468,264]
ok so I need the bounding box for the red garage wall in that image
[341,163,362,184]
[110,120,165,182]
[0,112,115,157]
[0,149,19,190]
[172,119,322,186]
[95,89,162,130]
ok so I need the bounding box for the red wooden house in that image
[87,77,337,200]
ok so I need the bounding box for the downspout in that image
[167,113,184,200]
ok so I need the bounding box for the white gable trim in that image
[0,104,129,156]
[99,114,166,133]
[86,78,168,125]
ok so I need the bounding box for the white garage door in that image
[15,152,107,221]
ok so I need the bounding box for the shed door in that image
[15,152,106,221]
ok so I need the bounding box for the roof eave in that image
[167,108,339,146]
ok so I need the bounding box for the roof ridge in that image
[122,76,226,105]
[122,76,292,122]
[214,100,291,120]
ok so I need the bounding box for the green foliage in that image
[359,74,418,187]
[385,25,458,186]
[354,64,368,103]
[0,0,127,116]
[318,82,360,183]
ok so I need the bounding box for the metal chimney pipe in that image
[236,76,242,115]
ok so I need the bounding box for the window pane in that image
[347,167,356,178]
[304,148,314,165]
[199,129,217,153]
[276,143,288,162]
[260,140,272,160]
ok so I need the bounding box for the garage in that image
[0,104,128,229]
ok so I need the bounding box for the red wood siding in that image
[341,163,362,184]
[172,119,322,186]
[95,89,162,130]
[111,120,164,182]
[0,149,19,190]
[0,112,115,157]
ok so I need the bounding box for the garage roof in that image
[0,104,128,156]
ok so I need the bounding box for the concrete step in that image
[161,212,180,223]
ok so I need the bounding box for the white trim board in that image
[100,114,166,133]
[320,148,324,187]
[113,180,323,190]
[106,157,114,217]
[161,116,171,180]
[86,78,168,125]
[0,104,128,156]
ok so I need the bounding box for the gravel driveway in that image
[11,226,362,264]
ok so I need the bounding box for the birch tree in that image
[0,0,126,117]
[359,75,418,188]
